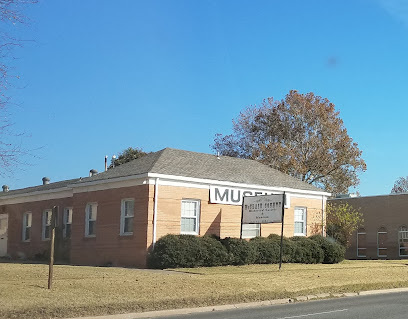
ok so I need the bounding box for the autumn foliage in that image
[213,90,366,194]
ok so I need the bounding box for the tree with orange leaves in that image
[212,90,366,195]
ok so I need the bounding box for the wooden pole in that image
[279,192,285,270]
[48,206,57,289]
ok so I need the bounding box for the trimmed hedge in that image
[147,234,345,269]
[309,234,345,264]
[290,236,324,264]
[221,237,257,265]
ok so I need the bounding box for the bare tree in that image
[391,176,408,194]
[0,0,37,175]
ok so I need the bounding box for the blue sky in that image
[3,0,408,196]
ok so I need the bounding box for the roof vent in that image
[2,185,9,192]
[89,169,98,177]
[42,177,50,185]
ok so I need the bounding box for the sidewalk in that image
[66,287,408,319]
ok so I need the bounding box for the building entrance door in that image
[0,214,8,257]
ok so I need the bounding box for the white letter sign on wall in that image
[242,194,284,224]
[210,186,290,208]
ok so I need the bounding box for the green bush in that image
[147,233,343,269]
[250,237,280,264]
[147,234,203,269]
[290,236,324,264]
[221,237,256,265]
[147,234,229,269]
[267,234,296,262]
[199,235,230,267]
[309,235,345,264]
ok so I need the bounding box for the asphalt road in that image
[156,292,408,319]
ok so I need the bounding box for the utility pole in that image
[48,206,58,289]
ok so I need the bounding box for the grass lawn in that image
[1,260,408,318]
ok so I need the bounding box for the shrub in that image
[221,237,256,265]
[250,237,280,264]
[147,234,203,269]
[267,234,296,262]
[147,234,230,269]
[290,236,324,264]
[309,234,345,264]
[199,235,229,267]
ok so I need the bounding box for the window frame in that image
[377,226,387,258]
[398,226,408,257]
[85,203,98,237]
[22,212,32,242]
[357,228,367,258]
[180,199,200,235]
[294,207,307,236]
[63,207,73,239]
[241,223,261,239]
[42,209,52,241]
[120,198,135,236]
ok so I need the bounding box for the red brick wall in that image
[70,184,150,268]
[330,195,408,260]
[1,197,73,261]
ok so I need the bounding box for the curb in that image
[67,288,408,319]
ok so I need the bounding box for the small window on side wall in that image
[22,212,32,242]
[357,228,366,257]
[241,224,260,239]
[120,199,134,235]
[63,208,73,239]
[377,226,387,257]
[294,207,307,236]
[181,199,200,235]
[399,226,408,257]
[42,210,52,240]
[85,203,97,237]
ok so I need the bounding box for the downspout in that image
[152,177,159,247]
[322,195,325,236]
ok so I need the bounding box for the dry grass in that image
[1,260,408,318]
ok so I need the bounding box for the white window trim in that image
[85,203,97,237]
[357,229,366,258]
[180,199,200,235]
[63,207,73,238]
[294,207,307,236]
[377,229,387,258]
[22,212,32,242]
[42,209,52,241]
[398,227,408,257]
[120,198,134,236]
[241,223,261,239]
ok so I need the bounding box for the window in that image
[294,207,307,236]
[377,227,387,257]
[399,226,408,257]
[181,199,200,235]
[42,210,52,240]
[63,207,73,239]
[22,212,32,242]
[85,203,97,237]
[241,224,260,239]
[120,199,134,235]
[357,228,367,257]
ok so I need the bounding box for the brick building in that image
[0,148,330,267]
[329,194,408,260]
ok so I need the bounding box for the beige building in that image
[329,194,408,259]
[0,148,330,267]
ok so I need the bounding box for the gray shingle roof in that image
[0,178,81,197]
[0,148,325,196]
[76,148,323,192]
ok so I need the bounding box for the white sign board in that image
[242,194,284,224]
